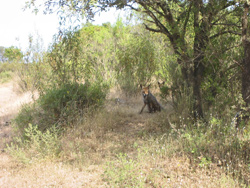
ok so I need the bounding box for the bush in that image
[15,82,108,133]
[7,124,62,163]
[39,82,107,115]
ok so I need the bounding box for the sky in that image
[0,0,124,51]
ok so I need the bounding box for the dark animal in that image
[139,84,162,114]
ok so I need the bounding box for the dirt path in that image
[0,82,37,150]
[0,82,35,123]
[0,82,40,187]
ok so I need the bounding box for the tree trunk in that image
[177,57,192,88]
[242,41,250,107]
[193,56,204,119]
[193,0,206,120]
[242,3,250,113]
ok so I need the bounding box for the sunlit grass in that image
[1,93,249,187]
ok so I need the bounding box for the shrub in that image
[38,82,107,115]
[7,124,62,163]
[15,82,108,133]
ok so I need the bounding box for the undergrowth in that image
[15,82,107,134]
[7,124,62,164]
[6,92,250,187]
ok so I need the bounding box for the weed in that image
[7,124,62,163]
[199,157,212,169]
[104,153,145,188]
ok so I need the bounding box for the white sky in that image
[0,0,124,51]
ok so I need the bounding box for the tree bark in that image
[193,55,205,119]
[242,40,250,107]
[192,0,206,120]
[242,3,250,110]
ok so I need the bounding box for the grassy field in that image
[0,82,247,187]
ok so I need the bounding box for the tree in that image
[26,0,242,120]
[3,46,23,62]
[241,1,250,118]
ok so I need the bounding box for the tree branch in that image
[143,24,162,33]
[209,30,241,40]
[182,2,193,39]
[138,2,172,38]
[213,23,241,28]
[233,60,244,71]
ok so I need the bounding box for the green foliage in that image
[47,22,168,97]
[15,104,37,134]
[7,124,62,163]
[199,157,212,169]
[116,27,158,95]
[39,82,107,115]
[15,82,107,133]
[158,84,171,99]
[48,24,116,86]
[104,153,145,188]
[3,46,23,62]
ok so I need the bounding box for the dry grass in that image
[0,155,106,188]
[0,85,247,187]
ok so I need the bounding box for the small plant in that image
[7,124,62,163]
[104,153,145,188]
[199,157,212,169]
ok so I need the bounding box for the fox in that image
[139,84,162,114]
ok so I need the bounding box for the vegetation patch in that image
[15,82,108,134]
[1,2,250,185]
[0,71,13,83]
[7,124,62,163]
